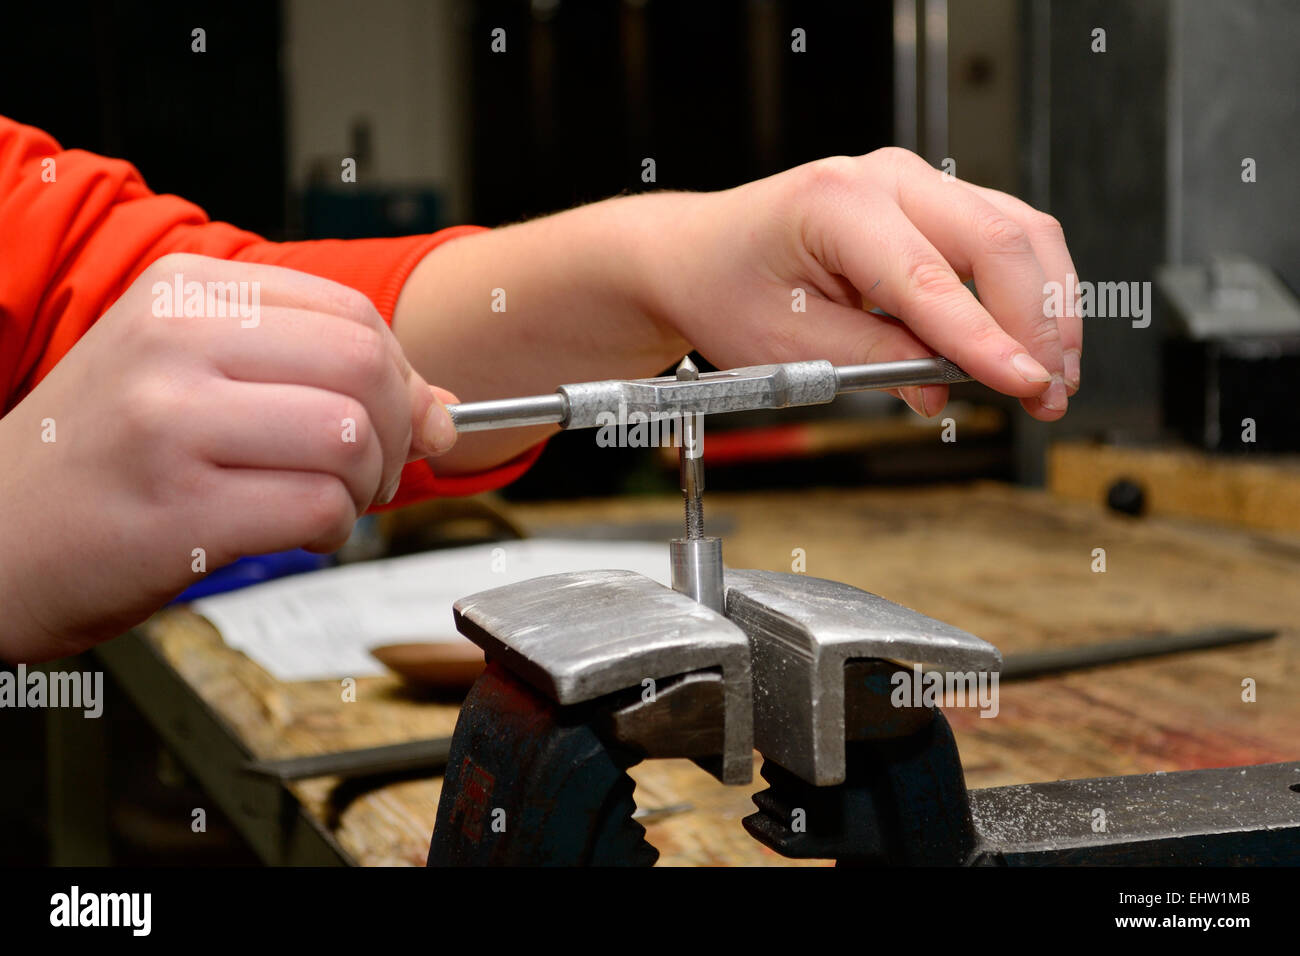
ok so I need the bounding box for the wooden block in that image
[1049,440,1300,534]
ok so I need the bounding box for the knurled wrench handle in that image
[447,357,970,432]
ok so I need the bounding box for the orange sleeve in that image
[0,115,543,509]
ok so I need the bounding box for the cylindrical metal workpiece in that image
[446,394,568,432]
[670,536,725,613]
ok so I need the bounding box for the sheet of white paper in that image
[191,540,670,681]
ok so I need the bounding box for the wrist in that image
[537,191,692,367]
[0,440,53,662]
[599,190,705,357]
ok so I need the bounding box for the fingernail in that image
[921,385,946,418]
[1012,352,1051,384]
[421,397,458,454]
[902,387,927,418]
[1040,374,1068,411]
[1064,349,1081,391]
[376,475,400,506]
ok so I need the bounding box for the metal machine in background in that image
[423,357,1300,866]
[1159,256,1300,453]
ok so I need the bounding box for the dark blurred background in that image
[2,0,1298,862]
[5,0,1296,494]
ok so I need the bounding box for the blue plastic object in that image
[170,549,334,603]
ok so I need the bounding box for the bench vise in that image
[427,357,1300,866]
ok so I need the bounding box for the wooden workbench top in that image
[138,482,1300,866]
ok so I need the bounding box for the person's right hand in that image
[0,253,457,662]
[637,149,1080,422]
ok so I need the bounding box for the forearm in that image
[391,148,1078,479]
[391,193,694,474]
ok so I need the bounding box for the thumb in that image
[407,378,460,461]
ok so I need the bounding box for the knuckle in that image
[868,147,930,183]
[335,398,373,455]
[753,318,807,363]
[303,477,356,542]
[121,382,173,443]
[330,283,382,324]
[342,325,390,386]
[147,252,201,277]
[805,155,858,195]
[905,258,958,301]
[966,320,1006,349]
[870,146,918,168]
[1032,211,1064,239]
[154,456,211,508]
[975,212,1031,255]
[1024,316,1064,351]
[118,301,166,347]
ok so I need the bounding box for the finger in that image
[811,192,1052,401]
[891,163,1067,417]
[192,380,384,514]
[202,308,419,497]
[704,288,951,416]
[406,376,458,464]
[246,265,457,451]
[175,258,457,460]
[200,468,359,557]
[163,255,420,387]
[830,303,950,417]
[848,312,948,415]
[156,253,385,321]
[430,385,460,406]
[960,182,1082,395]
[298,296,458,462]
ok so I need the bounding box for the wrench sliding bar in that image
[446,357,971,433]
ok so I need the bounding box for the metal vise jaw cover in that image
[453,569,754,784]
[725,570,1002,787]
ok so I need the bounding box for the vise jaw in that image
[449,567,1001,791]
[430,569,751,865]
[434,564,1300,867]
[726,570,1001,787]
[452,569,753,785]
[431,565,1000,865]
